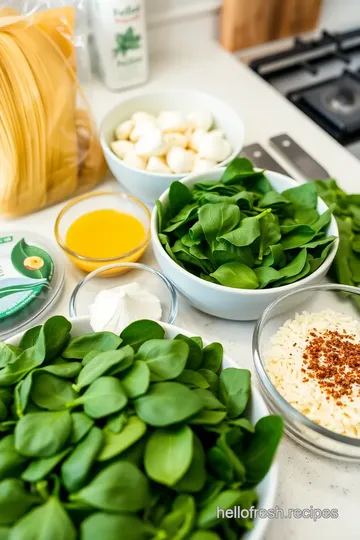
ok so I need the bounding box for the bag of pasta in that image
[0,3,107,218]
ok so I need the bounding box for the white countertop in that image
[2,24,360,540]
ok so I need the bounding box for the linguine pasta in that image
[0,7,106,218]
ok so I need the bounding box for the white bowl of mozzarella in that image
[100,90,245,203]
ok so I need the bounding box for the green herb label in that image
[0,235,54,320]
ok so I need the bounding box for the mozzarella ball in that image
[111,140,135,159]
[192,156,217,173]
[187,110,213,132]
[209,128,226,138]
[147,156,171,174]
[123,150,147,170]
[158,111,187,133]
[198,132,232,162]
[164,132,188,149]
[135,128,168,158]
[188,128,206,152]
[115,120,134,140]
[129,118,157,142]
[131,111,156,124]
[166,147,195,174]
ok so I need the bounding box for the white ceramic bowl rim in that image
[152,168,339,295]
[100,89,245,178]
[253,282,360,447]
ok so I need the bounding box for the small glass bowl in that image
[55,191,151,275]
[69,262,178,324]
[253,283,360,462]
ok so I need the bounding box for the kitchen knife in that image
[269,134,330,179]
[241,143,290,175]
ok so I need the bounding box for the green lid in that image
[0,232,65,341]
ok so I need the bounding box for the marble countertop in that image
[2,24,360,540]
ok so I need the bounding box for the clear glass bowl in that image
[253,283,360,461]
[55,191,151,275]
[69,262,178,325]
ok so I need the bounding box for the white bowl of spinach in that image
[152,158,339,320]
[1,315,281,540]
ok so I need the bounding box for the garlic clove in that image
[192,156,217,173]
[188,128,207,152]
[164,132,188,149]
[111,140,135,159]
[135,128,168,157]
[187,110,213,132]
[157,111,187,133]
[115,120,134,140]
[123,150,147,170]
[166,147,195,174]
[147,156,172,174]
[198,132,232,162]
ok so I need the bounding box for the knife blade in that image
[269,134,330,179]
[241,143,290,175]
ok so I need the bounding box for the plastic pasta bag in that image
[0,1,107,218]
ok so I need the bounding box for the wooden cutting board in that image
[220,0,323,51]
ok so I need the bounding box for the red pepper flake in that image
[301,329,360,403]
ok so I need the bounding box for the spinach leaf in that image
[176,370,210,389]
[156,199,167,232]
[10,496,75,540]
[137,339,189,381]
[0,479,40,525]
[0,343,21,369]
[69,377,128,419]
[239,416,283,484]
[43,362,82,379]
[106,412,127,434]
[210,263,259,289]
[190,410,227,425]
[81,513,153,540]
[198,369,219,393]
[30,373,76,411]
[174,435,206,493]
[175,334,203,371]
[120,320,165,351]
[61,426,103,492]
[159,494,196,539]
[197,490,243,528]
[121,361,150,398]
[15,411,72,458]
[201,343,223,373]
[254,266,280,288]
[277,248,307,280]
[134,382,203,427]
[69,412,94,444]
[189,532,221,540]
[19,326,41,350]
[62,332,121,359]
[258,190,290,208]
[282,182,317,209]
[0,435,27,480]
[21,448,71,483]
[280,225,316,250]
[220,216,261,247]
[198,203,240,245]
[219,368,251,418]
[145,426,193,486]
[213,242,254,268]
[98,417,146,462]
[258,212,281,260]
[70,461,150,512]
[74,346,134,391]
[262,244,286,268]
[169,181,193,218]
[276,260,311,286]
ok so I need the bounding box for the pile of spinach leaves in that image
[0,316,282,540]
[315,179,360,290]
[157,158,337,289]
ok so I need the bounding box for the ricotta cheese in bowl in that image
[265,309,360,438]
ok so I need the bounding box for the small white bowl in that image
[7,317,278,540]
[151,168,339,321]
[100,90,245,204]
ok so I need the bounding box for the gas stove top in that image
[250,29,360,159]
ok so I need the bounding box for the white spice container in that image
[90,0,149,91]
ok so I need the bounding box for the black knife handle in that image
[241,143,290,176]
[269,134,330,179]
